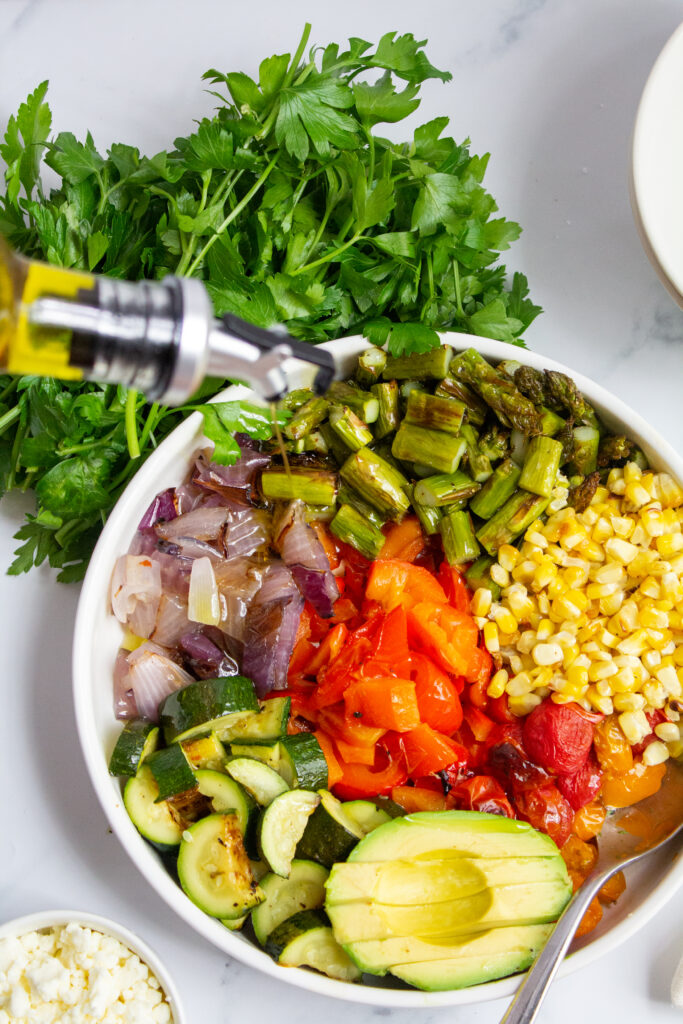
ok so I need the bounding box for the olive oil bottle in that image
[0,236,334,404]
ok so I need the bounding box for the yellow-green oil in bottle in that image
[0,235,96,380]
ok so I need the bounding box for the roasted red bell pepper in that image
[366,559,448,611]
[407,601,479,677]
[344,676,421,732]
[410,653,463,735]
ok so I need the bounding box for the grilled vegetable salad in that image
[109,343,682,989]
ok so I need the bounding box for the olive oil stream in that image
[270,401,291,478]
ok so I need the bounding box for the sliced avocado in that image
[346,810,561,863]
[345,922,554,977]
[325,856,569,906]
[327,881,569,943]
[323,810,571,990]
[392,943,548,990]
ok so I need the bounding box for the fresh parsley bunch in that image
[0,25,541,581]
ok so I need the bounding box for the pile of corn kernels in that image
[473,462,683,766]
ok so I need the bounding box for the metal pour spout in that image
[27,276,336,405]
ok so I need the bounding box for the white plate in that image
[631,20,683,306]
[73,333,683,1007]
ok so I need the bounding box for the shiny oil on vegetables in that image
[108,343,683,986]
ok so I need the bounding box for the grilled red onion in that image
[213,557,264,642]
[179,630,239,678]
[123,641,195,721]
[172,536,224,561]
[223,507,271,559]
[242,562,303,696]
[290,565,340,619]
[156,506,229,543]
[111,554,162,638]
[151,593,191,647]
[273,501,339,617]
[113,648,139,720]
[138,488,177,530]
[192,447,270,503]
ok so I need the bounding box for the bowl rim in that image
[73,331,683,1007]
[0,908,185,1023]
[630,18,683,308]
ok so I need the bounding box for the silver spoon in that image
[501,764,683,1024]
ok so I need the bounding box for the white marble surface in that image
[1,1,683,1021]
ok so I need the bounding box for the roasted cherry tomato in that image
[556,752,603,810]
[515,783,574,848]
[448,774,515,818]
[522,699,595,775]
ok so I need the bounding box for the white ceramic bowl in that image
[73,333,683,1007]
[0,909,184,1023]
[630,20,683,306]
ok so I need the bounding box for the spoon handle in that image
[500,868,610,1024]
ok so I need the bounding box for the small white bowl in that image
[630,20,683,306]
[0,909,184,1023]
[73,333,683,1006]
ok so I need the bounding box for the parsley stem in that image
[0,404,20,438]
[139,402,161,450]
[290,232,361,276]
[452,260,464,316]
[186,155,279,276]
[125,389,141,459]
[284,23,312,88]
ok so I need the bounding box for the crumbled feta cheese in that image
[0,924,173,1023]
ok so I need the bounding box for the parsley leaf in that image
[0,23,541,580]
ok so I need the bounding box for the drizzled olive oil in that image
[269,400,291,477]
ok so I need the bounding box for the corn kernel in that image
[483,621,499,654]
[506,673,534,697]
[533,618,553,642]
[565,664,588,689]
[517,630,537,654]
[667,739,683,758]
[490,563,510,587]
[531,563,558,591]
[625,481,651,508]
[655,722,681,742]
[624,462,642,484]
[655,533,683,558]
[588,661,618,682]
[493,606,517,634]
[599,592,624,616]
[497,544,520,572]
[508,693,543,716]
[642,649,662,672]
[611,515,634,538]
[655,473,683,508]
[525,530,548,549]
[642,681,667,709]
[613,692,646,712]
[512,560,537,584]
[592,562,626,585]
[618,709,651,745]
[487,669,509,699]
[586,688,613,715]
[642,741,669,766]
[531,642,564,667]
[509,654,524,675]
[595,680,614,697]
[471,587,493,617]
[656,665,682,697]
[605,537,639,564]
